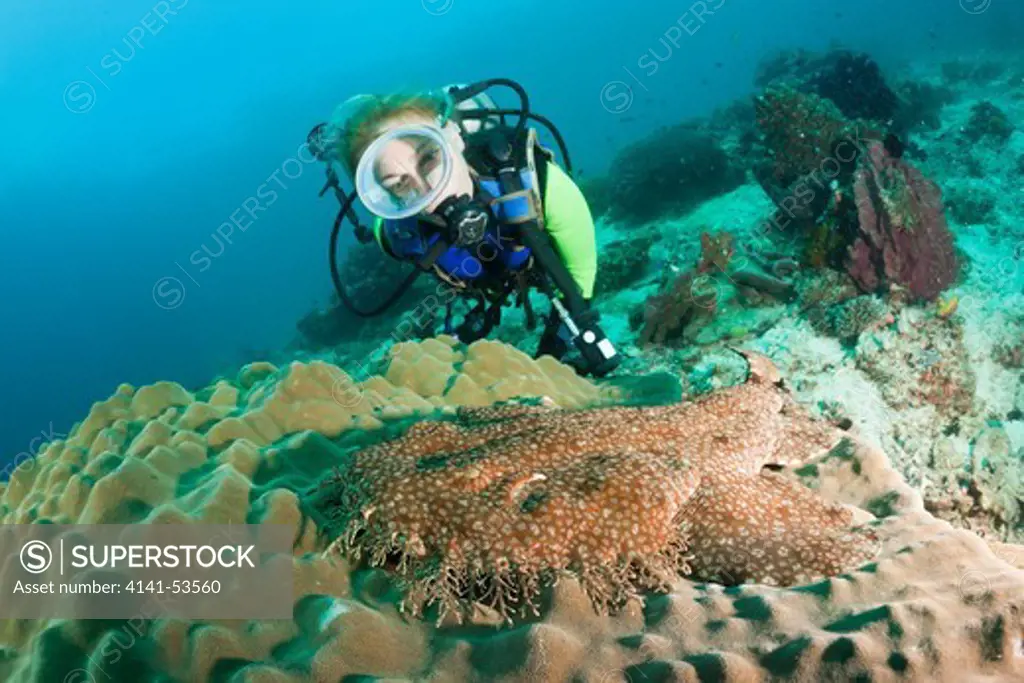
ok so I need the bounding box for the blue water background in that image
[1,0,1020,465]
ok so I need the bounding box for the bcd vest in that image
[376,128,552,291]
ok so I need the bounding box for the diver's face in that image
[374,135,444,201]
[371,113,474,215]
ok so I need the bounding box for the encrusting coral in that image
[310,349,879,624]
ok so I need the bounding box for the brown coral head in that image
[699,230,735,272]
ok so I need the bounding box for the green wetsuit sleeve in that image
[541,160,598,299]
[372,216,386,250]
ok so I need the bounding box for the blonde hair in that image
[329,91,449,176]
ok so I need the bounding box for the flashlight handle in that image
[518,224,621,376]
[548,296,621,377]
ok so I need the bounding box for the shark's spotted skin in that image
[317,351,879,623]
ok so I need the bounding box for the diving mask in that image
[354,123,456,220]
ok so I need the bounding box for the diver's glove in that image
[452,300,502,344]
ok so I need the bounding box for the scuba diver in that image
[307,78,621,378]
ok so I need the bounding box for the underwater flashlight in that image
[549,297,621,378]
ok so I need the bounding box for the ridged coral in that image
[2,339,1024,683]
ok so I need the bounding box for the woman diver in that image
[310,79,620,378]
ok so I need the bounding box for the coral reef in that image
[593,230,660,298]
[635,268,719,347]
[856,311,977,421]
[310,351,878,624]
[3,339,1024,682]
[812,295,891,343]
[753,48,906,132]
[750,85,871,241]
[753,85,859,191]
[600,123,746,224]
[963,100,1015,144]
[944,182,997,226]
[846,141,958,301]
[744,81,962,315]
[809,50,899,125]
[892,78,957,132]
[634,228,803,349]
[634,231,732,347]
